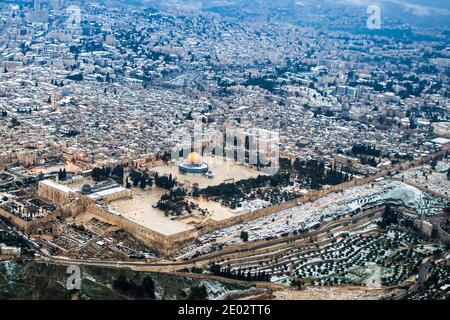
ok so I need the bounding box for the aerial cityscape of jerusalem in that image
[0,0,449,305]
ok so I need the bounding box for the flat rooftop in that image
[40,179,73,194]
[87,186,129,201]
[431,137,450,145]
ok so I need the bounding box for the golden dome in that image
[187,152,201,164]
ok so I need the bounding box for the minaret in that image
[51,92,58,111]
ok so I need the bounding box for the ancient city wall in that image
[0,206,64,233]
[196,149,448,239]
[0,207,30,231]
[85,201,198,255]
[38,181,73,205]
[436,226,450,246]
[103,189,133,204]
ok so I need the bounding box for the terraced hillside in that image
[0,260,251,300]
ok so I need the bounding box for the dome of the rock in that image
[179,152,209,175]
[187,152,201,164]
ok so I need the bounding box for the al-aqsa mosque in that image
[179,152,210,175]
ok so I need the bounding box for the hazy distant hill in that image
[387,0,449,10]
[121,0,449,28]
[336,0,450,27]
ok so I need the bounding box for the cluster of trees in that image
[409,116,417,130]
[112,165,125,184]
[240,231,249,242]
[1,110,7,117]
[128,170,151,189]
[201,173,291,200]
[67,73,84,82]
[202,181,241,199]
[63,129,80,137]
[160,151,171,163]
[10,117,20,128]
[91,165,124,184]
[58,169,67,181]
[69,45,81,55]
[157,200,189,216]
[157,189,191,216]
[321,168,352,186]
[378,205,399,229]
[200,173,295,209]
[313,107,334,118]
[393,153,413,161]
[154,173,176,190]
[91,167,111,182]
[291,159,351,189]
[348,73,440,98]
[50,79,64,87]
[290,277,304,290]
[186,285,208,300]
[82,40,104,53]
[156,187,206,216]
[360,156,379,167]
[351,144,381,157]
[210,264,271,282]
[280,59,314,74]
[159,188,187,202]
[243,76,276,92]
[112,275,156,300]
